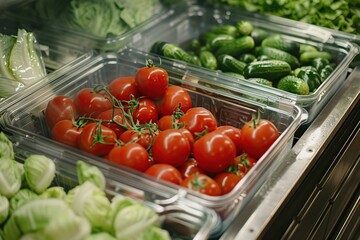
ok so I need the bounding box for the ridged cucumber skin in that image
[210,25,239,37]
[300,51,332,64]
[261,35,300,55]
[217,54,247,75]
[199,50,218,70]
[244,60,292,81]
[294,66,321,92]
[311,57,330,71]
[215,36,255,57]
[256,46,300,69]
[251,28,270,45]
[277,75,310,95]
[206,34,235,52]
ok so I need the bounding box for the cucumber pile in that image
[150,21,335,95]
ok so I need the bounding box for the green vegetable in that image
[0,158,21,198]
[199,50,218,70]
[210,25,239,37]
[277,75,310,95]
[294,66,321,92]
[9,189,39,214]
[236,20,254,36]
[215,36,255,57]
[247,78,273,87]
[311,57,330,71]
[86,232,117,240]
[65,181,111,231]
[239,53,256,64]
[138,226,171,240]
[0,29,46,98]
[77,161,106,190]
[0,132,14,159]
[300,51,332,65]
[24,154,56,194]
[0,195,9,224]
[217,54,247,75]
[256,46,300,69]
[205,34,235,52]
[40,186,66,199]
[261,35,300,55]
[244,60,292,81]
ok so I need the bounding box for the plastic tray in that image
[0,17,93,113]
[5,131,218,240]
[3,0,188,52]
[128,4,359,123]
[0,48,304,236]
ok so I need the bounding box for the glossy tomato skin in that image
[73,88,112,117]
[78,122,117,156]
[96,108,127,137]
[157,85,192,116]
[240,119,280,159]
[181,173,221,196]
[193,131,236,173]
[213,172,242,195]
[144,163,183,185]
[51,119,83,147]
[119,129,156,150]
[213,125,242,155]
[232,153,257,174]
[178,107,217,137]
[132,98,159,124]
[157,115,174,131]
[152,129,191,167]
[45,96,77,129]
[107,143,151,172]
[178,158,205,179]
[135,65,168,99]
[108,76,140,101]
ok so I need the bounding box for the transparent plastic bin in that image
[3,0,188,52]
[129,4,359,123]
[0,17,93,113]
[5,132,218,240]
[0,48,305,236]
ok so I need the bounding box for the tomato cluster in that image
[45,61,280,196]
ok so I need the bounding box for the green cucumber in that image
[277,75,310,95]
[251,28,270,45]
[205,34,235,51]
[217,54,247,75]
[247,78,273,87]
[215,36,255,57]
[320,65,334,82]
[150,41,201,66]
[256,46,300,69]
[299,44,318,54]
[244,60,291,81]
[311,57,330,71]
[239,53,256,64]
[300,51,332,64]
[294,66,321,92]
[261,35,300,55]
[236,20,254,36]
[199,50,218,70]
[210,25,239,37]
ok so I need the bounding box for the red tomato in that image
[132,98,159,124]
[213,125,242,155]
[51,119,83,147]
[232,153,256,174]
[151,129,191,167]
[178,158,205,179]
[157,115,174,131]
[108,76,140,101]
[178,107,217,137]
[240,118,280,159]
[181,173,221,196]
[213,172,242,195]
[177,128,194,152]
[73,88,112,117]
[119,129,156,150]
[107,143,151,172]
[135,62,169,99]
[96,108,127,137]
[193,131,236,173]
[157,85,192,116]
[144,163,182,185]
[45,96,77,129]
[78,122,117,156]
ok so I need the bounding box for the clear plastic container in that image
[0,17,93,113]
[3,0,188,52]
[128,4,359,123]
[5,131,219,240]
[0,48,305,236]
